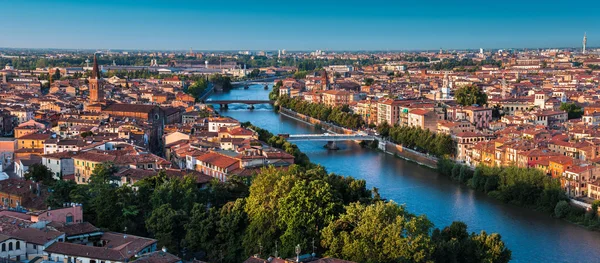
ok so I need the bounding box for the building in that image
[17,133,51,150]
[72,152,115,184]
[377,99,403,125]
[43,232,157,263]
[321,90,352,107]
[194,151,240,182]
[41,151,75,180]
[208,117,239,132]
[0,179,48,211]
[0,234,26,261]
[407,109,438,131]
[10,228,65,257]
[88,54,104,103]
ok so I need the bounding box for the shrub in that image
[554,201,570,218]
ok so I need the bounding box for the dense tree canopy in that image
[209,74,233,91]
[269,80,282,101]
[186,78,209,101]
[24,163,56,186]
[455,85,488,106]
[438,159,566,213]
[278,96,364,130]
[559,102,584,119]
[378,122,456,157]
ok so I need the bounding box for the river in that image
[210,84,600,263]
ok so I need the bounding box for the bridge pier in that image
[324,141,339,150]
[220,104,229,109]
[249,104,255,110]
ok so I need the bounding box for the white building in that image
[207,118,239,132]
[0,235,26,261]
[10,228,65,258]
[41,152,75,180]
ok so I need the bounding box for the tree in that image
[185,203,218,258]
[560,102,584,119]
[89,162,118,186]
[46,180,78,208]
[186,78,208,101]
[278,179,340,256]
[321,201,434,263]
[24,164,56,186]
[554,200,570,218]
[269,80,282,101]
[146,203,187,253]
[209,74,233,91]
[52,68,61,81]
[455,85,488,106]
[432,222,511,263]
[80,131,94,138]
[293,70,309,79]
[248,68,261,78]
[364,78,374,86]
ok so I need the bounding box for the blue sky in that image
[1,0,597,51]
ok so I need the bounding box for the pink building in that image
[447,106,492,129]
[29,205,83,224]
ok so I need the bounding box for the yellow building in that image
[72,152,115,184]
[548,156,574,178]
[17,133,50,150]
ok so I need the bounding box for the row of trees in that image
[437,160,565,213]
[437,160,600,229]
[429,59,502,71]
[277,96,364,129]
[377,122,455,157]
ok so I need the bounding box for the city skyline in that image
[1,0,598,51]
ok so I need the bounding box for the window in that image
[66,213,74,224]
[2,243,5,251]
[16,241,19,250]
[33,244,37,249]
[9,242,12,251]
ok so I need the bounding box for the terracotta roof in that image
[132,251,181,263]
[19,133,51,140]
[44,242,127,261]
[54,222,100,237]
[104,103,158,114]
[71,152,115,163]
[196,152,239,169]
[9,227,63,245]
[0,215,32,234]
[42,151,77,159]
[409,109,431,115]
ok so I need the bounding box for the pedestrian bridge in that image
[204,99,274,109]
[206,100,273,105]
[285,134,376,142]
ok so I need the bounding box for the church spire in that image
[583,32,587,54]
[91,53,100,79]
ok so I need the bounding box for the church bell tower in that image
[89,54,104,104]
